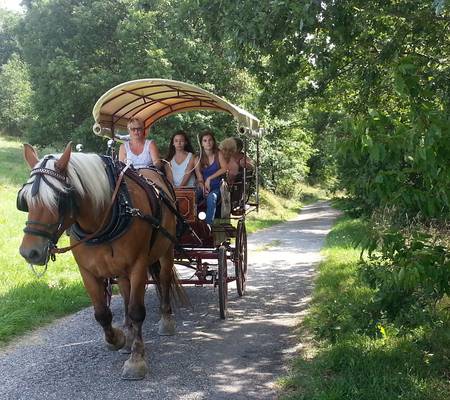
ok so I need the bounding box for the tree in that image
[18,0,137,148]
[0,54,34,135]
[17,0,261,150]
[0,8,21,67]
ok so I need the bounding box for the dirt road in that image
[0,201,340,400]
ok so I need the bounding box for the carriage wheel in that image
[218,245,228,319]
[235,220,248,296]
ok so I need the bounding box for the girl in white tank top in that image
[166,131,197,187]
[171,152,195,187]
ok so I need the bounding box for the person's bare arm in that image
[240,155,254,170]
[149,141,162,168]
[118,144,126,162]
[180,154,196,187]
[195,155,205,192]
[165,161,174,184]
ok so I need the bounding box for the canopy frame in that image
[92,79,261,139]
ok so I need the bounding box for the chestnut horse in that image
[17,143,185,380]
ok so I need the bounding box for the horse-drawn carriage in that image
[92,79,262,319]
[17,79,261,379]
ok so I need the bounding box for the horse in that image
[17,142,186,380]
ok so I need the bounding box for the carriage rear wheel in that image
[235,220,248,296]
[218,245,228,319]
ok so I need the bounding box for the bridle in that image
[17,156,76,262]
[18,157,130,264]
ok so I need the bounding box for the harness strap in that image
[123,167,192,258]
[123,167,162,250]
[131,168,190,237]
[69,157,132,244]
[52,164,130,254]
[129,207,190,257]
[31,167,67,183]
[23,227,56,240]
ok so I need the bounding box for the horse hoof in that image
[121,358,148,380]
[119,346,131,355]
[158,317,176,336]
[106,328,125,351]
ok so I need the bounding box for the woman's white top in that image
[124,140,154,168]
[171,152,195,187]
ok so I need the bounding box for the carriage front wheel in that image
[218,245,228,319]
[235,220,248,296]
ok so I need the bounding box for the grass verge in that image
[246,184,326,233]
[0,192,91,346]
[280,216,450,400]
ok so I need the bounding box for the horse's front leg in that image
[121,268,148,380]
[79,268,125,350]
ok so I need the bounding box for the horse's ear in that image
[23,143,39,169]
[55,142,72,172]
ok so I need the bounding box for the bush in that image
[358,213,450,319]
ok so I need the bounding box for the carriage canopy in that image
[92,79,261,138]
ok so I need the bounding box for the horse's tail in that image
[148,261,163,298]
[148,261,190,308]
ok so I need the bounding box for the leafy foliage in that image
[15,0,261,151]
[358,212,450,318]
[193,0,450,313]
[285,216,450,400]
[0,8,21,66]
[0,54,34,135]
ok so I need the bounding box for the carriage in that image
[91,79,262,319]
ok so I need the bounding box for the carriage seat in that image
[174,177,233,223]
[229,169,254,216]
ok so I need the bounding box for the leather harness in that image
[17,155,188,258]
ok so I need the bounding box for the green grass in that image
[0,134,325,346]
[0,136,90,346]
[280,216,450,400]
[0,136,31,186]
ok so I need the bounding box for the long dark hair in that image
[165,131,195,161]
[199,130,219,169]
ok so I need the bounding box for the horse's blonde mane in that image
[20,152,111,213]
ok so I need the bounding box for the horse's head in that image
[18,142,77,265]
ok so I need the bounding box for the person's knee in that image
[207,192,218,206]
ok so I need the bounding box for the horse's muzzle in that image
[19,244,50,266]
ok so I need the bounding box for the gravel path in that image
[0,201,340,400]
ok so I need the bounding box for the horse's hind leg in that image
[79,269,125,350]
[117,277,133,354]
[157,252,176,336]
[121,268,149,380]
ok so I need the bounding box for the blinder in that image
[16,155,75,214]
[17,185,76,214]
[16,189,28,212]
